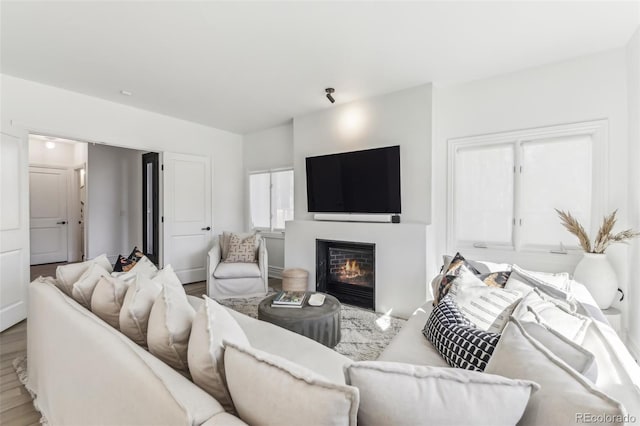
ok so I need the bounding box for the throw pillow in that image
[71,263,111,308]
[224,342,359,426]
[221,232,261,261]
[147,281,195,373]
[521,321,597,382]
[512,288,591,343]
[344,361,538,426]
[113,246,144,273]
[188,296,250,413]
[113,255,158,284]
[447,266,522,333]
[119,264,182,345]
[433,252,480,305]
[485,318,625,426]
[224,234,257,263]
[442,254,512,274]
[505,264,572,301]
[55,254,112,296]
[423,295,501,371]
[91,275,129,329]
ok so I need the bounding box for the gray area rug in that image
[218,293,406,361]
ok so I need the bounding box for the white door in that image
[1,133,29,331]
[29,167,68,265]
[163,152,212,284]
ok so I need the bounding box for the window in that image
[249,169,294,231]
[448,120,607,253]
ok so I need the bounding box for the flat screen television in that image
[306,145,401,214]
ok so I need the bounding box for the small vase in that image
[573,253,618,309]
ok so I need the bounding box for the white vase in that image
[573,253,618,309]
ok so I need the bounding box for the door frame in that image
[142,152,160,265]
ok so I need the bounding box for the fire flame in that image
[342,259,363,278]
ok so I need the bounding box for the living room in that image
[1,1,640,425]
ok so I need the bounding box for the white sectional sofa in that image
[27,266,640,425]
[27,278,350,426]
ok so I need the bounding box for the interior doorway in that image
[142,152,159,264]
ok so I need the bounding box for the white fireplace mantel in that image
[284,220,429,319]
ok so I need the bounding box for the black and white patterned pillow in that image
[423,295,500,371]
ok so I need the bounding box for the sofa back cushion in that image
[224,342,359,426]
[91,275,129,328]
[55,254,112,295]
[188,296,249,413]
[485,318,626,426]
[344,361,537,426]
[147,281,195,373]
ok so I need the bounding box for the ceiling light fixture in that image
[325,88,335,104]
[45,141,56,149]
[120,90,133,96]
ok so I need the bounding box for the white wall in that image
[2,75,245,257]
[242,123,294,276]
[432,49,631,329]
[292,84,432,223]
[86,144,145,262]
[28,139,78,167]
[625,28,640,357]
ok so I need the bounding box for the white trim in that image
[627,336,640,365]
[447,119,608,255]
[268,266,284,279]
[259,231,285,240]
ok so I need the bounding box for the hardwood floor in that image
[1,267,281,425]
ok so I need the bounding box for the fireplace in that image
[316,239,375,310]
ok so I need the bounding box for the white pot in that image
[573,253,618,309]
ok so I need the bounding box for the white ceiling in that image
[2,1,638,134]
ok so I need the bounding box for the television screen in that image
[305,146,401,214]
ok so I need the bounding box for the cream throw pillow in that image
[112,255,158,284]
[345,361,538,426]
[485,318,626,426]
[119,265,182,345]
[91,275,129,328]
[55,254,112,295]
[512,289,591,343]
[147,281,195,372]
[224,342,359,426]
[188,296,249,413]
[447,266,522,333]
[224,234,257,263]
[71,263,111,308]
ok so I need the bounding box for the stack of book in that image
[271,291,307,308]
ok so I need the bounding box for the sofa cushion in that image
[91,275,128,328]
[213,262,261,279]
[344,361,537,426]
[55,254,112,295]
[119,265,181,345]
[71,263,111,308]
[512,288,591,343]
[148,281,195,373]
[224,342,359,426]
[447,266,522,333]
[521,321,597,382]
[423,295,500,371]
[505,264,572,301]
[485,318,625,426]
[224,234,257,263]
[188,296,249,413]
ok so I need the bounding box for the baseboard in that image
[268,266,283,280]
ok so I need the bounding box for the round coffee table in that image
[258,292,341,347]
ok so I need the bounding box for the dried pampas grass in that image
[556,209,639,253]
